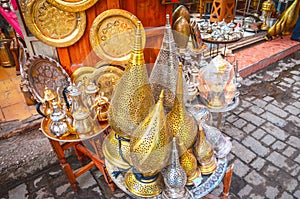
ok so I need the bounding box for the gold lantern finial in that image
[125,90,171,197]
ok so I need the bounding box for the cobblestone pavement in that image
[1,55,299,199]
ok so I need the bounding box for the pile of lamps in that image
[102,15,233,198]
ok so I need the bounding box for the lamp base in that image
[124,170,163,198]
[102,130,131,170]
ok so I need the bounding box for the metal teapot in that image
[36,86,57,118]
[49,100,78,138]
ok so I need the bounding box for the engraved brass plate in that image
[90,9,146,64]
[24,0,86,47]
[71,66,96,84]
[89,64,125,100]
[23,55,72,103]
[46,0,98,12]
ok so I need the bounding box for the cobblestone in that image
[260,112,287,127]
[282,146,297,158]
[244,170,266,186]
[253,98,268,108]
[251,128,266,140]
[271,99,286,108]
[250,157,266,171]
[237,185,252,198]
[262,122,289,141]
[242,136,269,157]
[231,140,256,164]
[264,103,288,118]
[239,112,266,126]
[279,191,294,199]
[271,140,287,151]
[232,158,250,178]
[286,136,300,149]
[260,134,276,146]
[242,123,256,134]
[265,186,279,199]
[284,104,300,115]
[248,105,264,115]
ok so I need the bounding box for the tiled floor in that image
[0,66,37,122]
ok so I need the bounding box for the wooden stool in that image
[210,0,236,22]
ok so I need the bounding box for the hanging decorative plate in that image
[24,0,86,47]
[90,9,146,64]
[24,54,72,103]
[71,66,96,84]
[89,64,125,100]
[46,0,98,12]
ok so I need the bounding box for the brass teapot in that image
[36,86,57,118]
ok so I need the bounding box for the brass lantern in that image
[149,14,180,113]
[108,21,155,137]
[166,63,198,149]
[125,90,172,197]
[104,21,155,170]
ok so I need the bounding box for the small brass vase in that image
[179,147,202,186]
[194,125,217,175]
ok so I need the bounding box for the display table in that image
[40,118,115,192]
[106,159,225,198]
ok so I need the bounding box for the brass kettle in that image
[36,86,57,118]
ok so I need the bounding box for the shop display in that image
[46,0,99,12]
[24,0,86,47]
[31,8,239,198]
[90,9,146,64]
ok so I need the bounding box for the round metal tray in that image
[46,0,98,12]
[105,158,228,199]
[89,9,146,64]
[40,118,109,142]
[24,0,86,47]
[24,55,72,103]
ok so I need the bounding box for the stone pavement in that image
[0,53,300,199]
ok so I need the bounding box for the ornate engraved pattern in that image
[90,9,146,64]
[46,0,98,12]
[24,0,86,47]
[23,54,72,103]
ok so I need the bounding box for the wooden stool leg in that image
[222,163,234,199]
[48,139,79,192]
